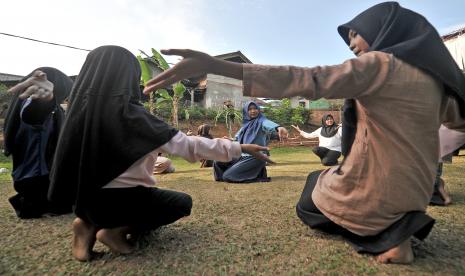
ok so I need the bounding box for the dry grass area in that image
[0,147,464,275]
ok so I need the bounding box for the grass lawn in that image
[0,147,464,275]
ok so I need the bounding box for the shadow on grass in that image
[270,175,308,183]
[169,169,209,175]
[272,160,322,166]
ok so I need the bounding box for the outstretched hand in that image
[143,49,215,94]
[291,125,302,132]
[240,144,275,164]
[8,70,54,101]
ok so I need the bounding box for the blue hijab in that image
[237,101,266,144]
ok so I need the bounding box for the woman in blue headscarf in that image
[213,101,288,183]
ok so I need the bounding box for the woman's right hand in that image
[240,144,275,164]
[291,125,302,132]
[143,49,216,94]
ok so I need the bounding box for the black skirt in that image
[76,186,192,230]
[296,170,435,254]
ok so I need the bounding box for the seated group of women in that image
[4,1,465,265]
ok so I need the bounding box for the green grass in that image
[0,147,464,275]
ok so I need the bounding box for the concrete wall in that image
[203,74,254,109]
[444,35,465,70]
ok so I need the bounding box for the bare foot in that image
[96,227,133,254]
[72,218,98,262]
[376,238,414,264]
[438,178,452,205]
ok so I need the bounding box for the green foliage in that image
[173,82,186,98]
[136,55,153,85]
[215,107,242,137]
[178,105,217,121]
[139,48,187,127]
[262,99,311,126]
[151,48,169,70]
[0,83,13,103]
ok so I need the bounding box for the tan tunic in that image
[243,51,465,236]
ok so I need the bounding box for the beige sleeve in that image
[242,51,392,100]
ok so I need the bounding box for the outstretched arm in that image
[9,70,56,125]
[292,125,319,139]
[143,49,243,94]
[159,132,274,164]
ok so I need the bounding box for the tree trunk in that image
[149,92,155,115]
[190,88,194,107]
[172,98,179,128]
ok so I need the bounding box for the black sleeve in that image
[21,98,56,125]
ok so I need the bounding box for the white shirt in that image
[104,131,242,188]
[299,126,342,152]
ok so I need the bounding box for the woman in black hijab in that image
[15,45,270,261]
[292,114,342,166]
[4,67,73,218]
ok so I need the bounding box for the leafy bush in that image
[262,99,311,126]
[179,105,218,121]
[142,99,310,127]
[144,103,219,123]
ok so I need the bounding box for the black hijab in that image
[320,114,339,138]
[337,1,465,156]
[48,46,178,210]
[3,67,73,165]
[197,124,213,139]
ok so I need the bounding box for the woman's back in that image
[313,53,447,235]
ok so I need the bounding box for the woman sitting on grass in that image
[197,124,214,167]
[292,114,342,166]
[4,67,73,218]
[10,45,271,261]
[213,101,288,183]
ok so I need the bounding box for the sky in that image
[1,0,465,76]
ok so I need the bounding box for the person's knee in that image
[170,192,192,216]
[176,193,193,216]
[321,158,337,166]
[222,171,237,182]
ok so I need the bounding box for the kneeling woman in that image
[292,114,342,166]
[12,46,270,261]
[214,101,288,183]
[4,67,73,218]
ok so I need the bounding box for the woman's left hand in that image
[240,144,275,164]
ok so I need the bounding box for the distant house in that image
[442,27,465,71]
[0,73,24,88]
[198,51,255,109]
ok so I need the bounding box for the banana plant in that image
[214,105,242,138]
[138,48,187,127]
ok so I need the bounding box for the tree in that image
[215,102,242,138]
[138,48,187,128]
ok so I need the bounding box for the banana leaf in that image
[156,89,171,99]
[151,48,170,70]
[173,82,186,98]
[137,55,152,85]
